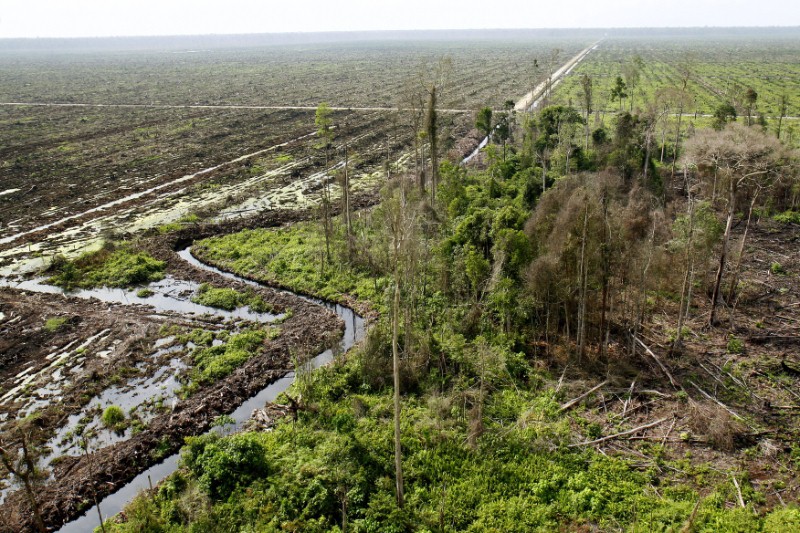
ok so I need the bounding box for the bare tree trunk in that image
[632,222,656,354]
[726,188,760,313]
[426,87,439,202]
[343,142,353,263]
[599,193,610,356]
[392,269,404,508]
[709,182,736,326]
[577,205,589,359]
[322,148,332,265]
[660,116,669,163]
[670,102,685,182]
[673,198,695,352]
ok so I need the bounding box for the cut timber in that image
[633,336,679,389]
[732,475,746,508]
[687,380,743,420]
[569,416,672,447]
[560,380,609,412]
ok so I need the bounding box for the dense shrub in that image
[182,433,270,500]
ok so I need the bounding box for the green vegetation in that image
[193,223,390,311]
[106,91,799,529]
[48,242,165,289]
[191,283,274,313]
[156,213,201,234]
[102,352,800,532]
[43,316,68,332]
[136,288,155,298]
[773,210,800,224]
[179,328,274,395]
[101,405,127,431]
[551,37,800,117]
[726,336,745,355]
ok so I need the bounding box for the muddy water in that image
[57,248,365,533]
[0,276,284,323]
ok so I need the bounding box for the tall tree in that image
[610,76,628,112]
[776,93,789,140]
[495,100,515,161]
[315,103,335,264]
[669,61,695,184]
[622,55,644,111]
[712,102,737,131]
[476,106,493,140]
[338,115,354,262]
[669,199,722,351]
[383,180,423,508]
[425,86,439,201]
[744,87,758,127]
[579,73,593,151]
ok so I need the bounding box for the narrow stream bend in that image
[56,246,365,533]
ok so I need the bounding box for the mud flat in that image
[0,210,370,530]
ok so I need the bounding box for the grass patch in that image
[43,316,68,332]
[48,242,165,289]
[101,405,127,431]
[193,222,388,311]
[179,327,276,396]
[191,283,274,313]
[156,213,201,234]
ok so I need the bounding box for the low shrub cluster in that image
[48,242,165,289]
[191,283,274,313]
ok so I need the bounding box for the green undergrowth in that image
[177,327,277,396]
[193,222,389,313]
[191,283,274,313]
[773,210,800,224]
[100,118,800,531]
[48,242,165,289]
[101,346,800,533]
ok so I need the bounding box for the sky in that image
[1,0,798,39]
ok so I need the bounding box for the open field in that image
[0,36,595,259]
[0,38,591,109]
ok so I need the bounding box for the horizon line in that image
[2,25,800,41]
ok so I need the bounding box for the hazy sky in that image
[1,0,797,38]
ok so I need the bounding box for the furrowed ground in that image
[0,37,590,247]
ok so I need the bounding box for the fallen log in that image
[633,336,679,389]
[560,380,609,412]
[569,416,672,447]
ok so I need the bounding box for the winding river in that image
[47,247,365,533]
